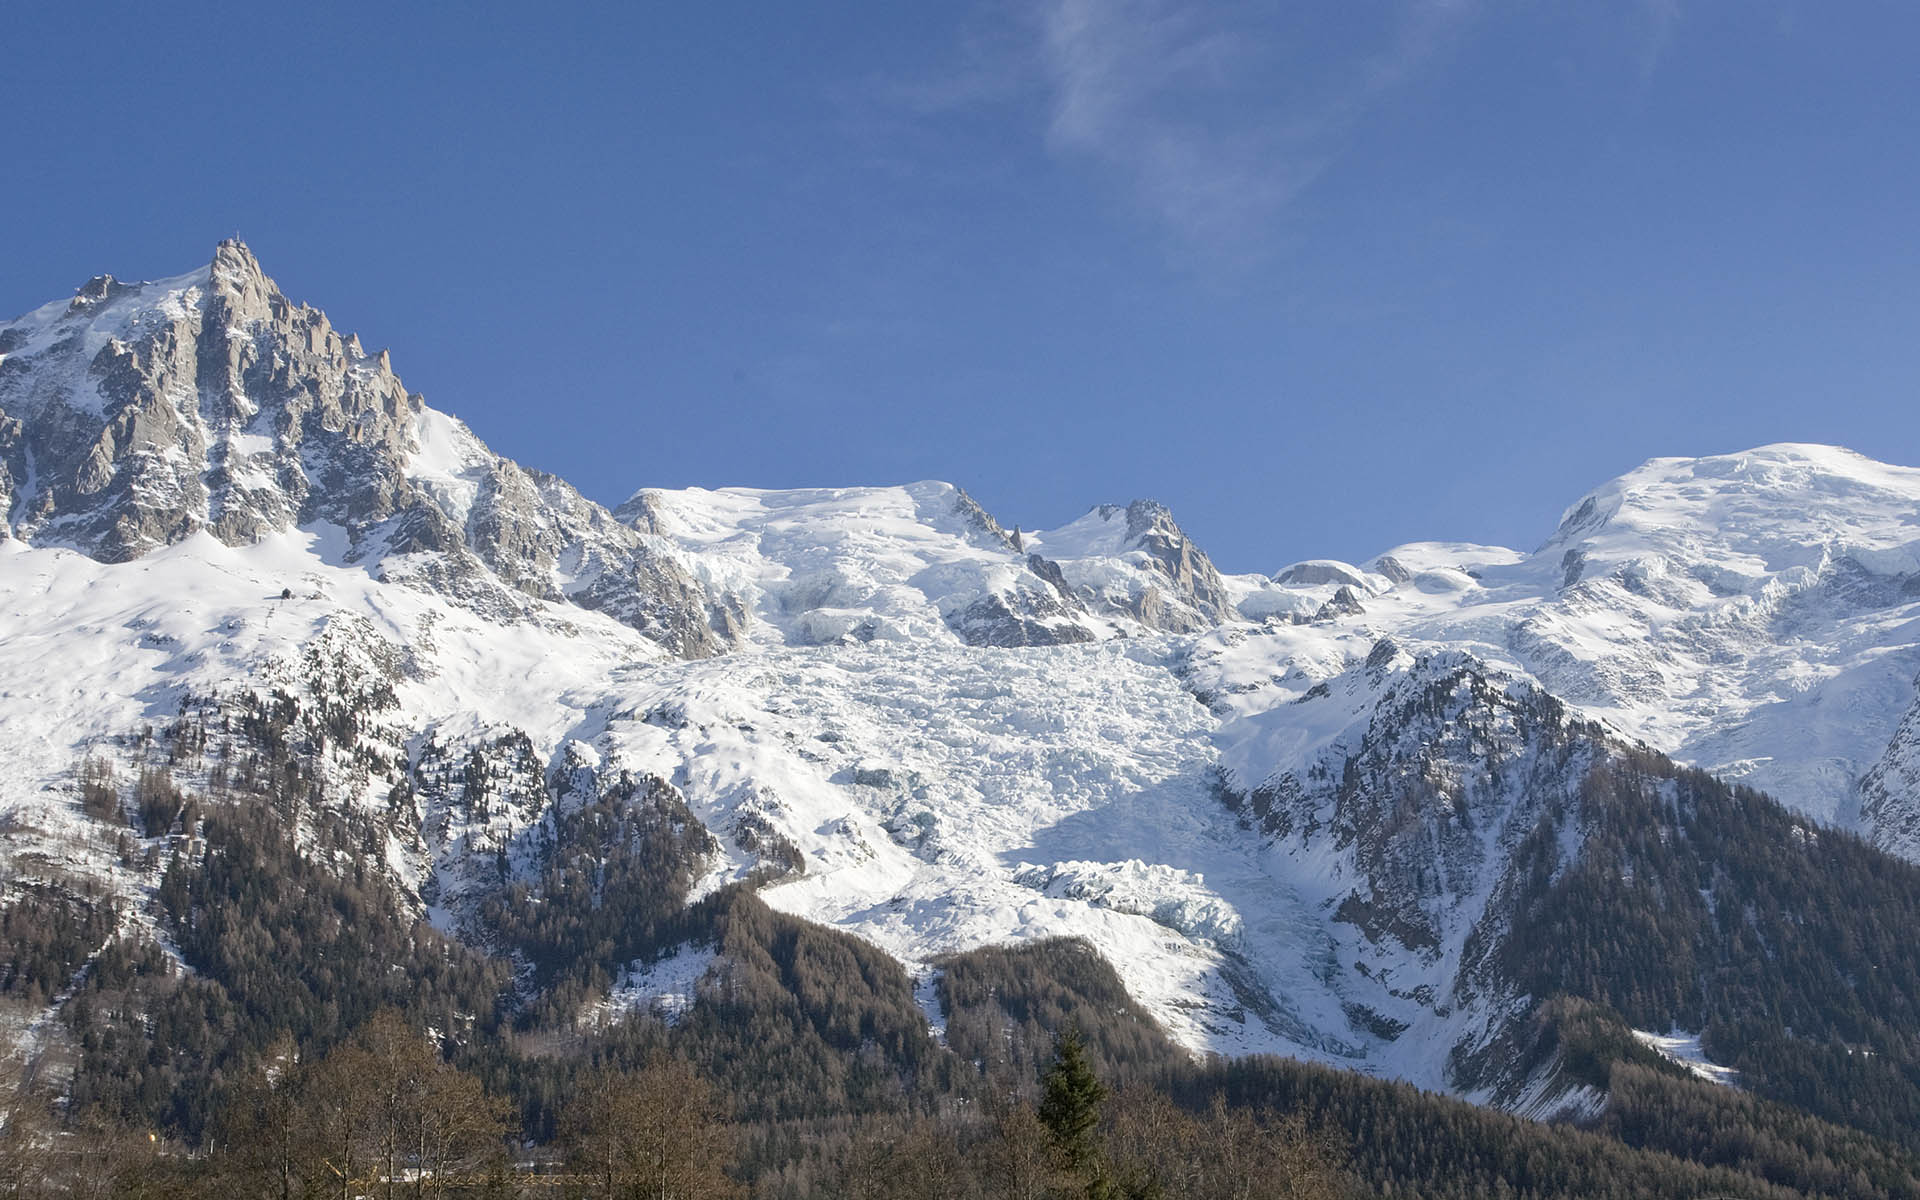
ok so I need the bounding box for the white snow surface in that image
[588,636,1391,1063]
[1632,1029,1740,1087]
[606,943,718,1026]
[8,371,1920,1102]
[632,482,1104,647]
[0,526,668,906]
[405,407,495,526]
[0,526,1441,1077]
[1192,444,1920,831]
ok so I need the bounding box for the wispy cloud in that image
[1637,0,1682,82]
[1032,0,1475,264]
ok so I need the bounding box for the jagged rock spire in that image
[0,245,733,658]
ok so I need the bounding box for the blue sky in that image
[4,1,1917,572]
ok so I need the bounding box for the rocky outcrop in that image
[1119,499,1231,628]
[950,485,1018,550]
[0,242,728,658]
[1371,554,1413,586]
[1313,585,1367,622]
[1274,559,1373,589]
[1215,645,1619,1097]
[950,590,1097,647]
[1035,499,1232,634]
[1226,651,1599,958]
[1861,677,1920,861]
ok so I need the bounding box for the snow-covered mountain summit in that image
[6,246,1920,1119]
[622,483,1233,648]
[0,241,727,657]
[1543,443,1920,571]
[1204,443,1920,836]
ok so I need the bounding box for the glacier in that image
[6,245,1920,1105]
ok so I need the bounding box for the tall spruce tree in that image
[1038,1025,1107,1180]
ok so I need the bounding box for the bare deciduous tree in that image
[561,1057,739,1200]
[979,1101,1056,1200]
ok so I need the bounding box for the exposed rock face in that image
[1313,585,1367,622]
[1860,679,1920,861]
[0,241,728,658]
[1029,498,1233,634]
[950,589,1096,647]
[958,493,1238,642]
[1120,499,1231,627]
[1025,552,1076,602]
[1211,645,1616,1095]
[1371,554,1413,586]
[942,487,1098,646]
[1274,559,1373,589]
[1226,650,1597,960]
[949,485,1018,550]
[612,487,669,535]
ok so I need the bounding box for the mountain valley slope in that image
[6,246,1920,1134]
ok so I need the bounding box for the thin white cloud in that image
[1034,0,1475,264]
[1637,0,1682,82]
[882,14,1039,118]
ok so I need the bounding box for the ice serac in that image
[622,481,1100,648]
[0,241,726,658]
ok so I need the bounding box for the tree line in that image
[0,1008,1343,1200]
[17,686,1920,1197]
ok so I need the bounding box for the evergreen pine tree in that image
[1038,1025,1107,1180]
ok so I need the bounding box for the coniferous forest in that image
[8,682,1920,1198]
[10,0,1920,1183]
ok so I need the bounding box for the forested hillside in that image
[1492,750,1920,1151]
[8,633,1920,1200]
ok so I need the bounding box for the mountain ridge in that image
[7,245,1920,1148]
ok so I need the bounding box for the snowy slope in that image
[0,535,1440,1078]
[10,248,1920,1115]
[1194,445,1920,838]
[0,520,1526,1090]
[621,482,1104,647]
[590,636,1362,1059]
[0,241,728,657]
[623,484,1236,646]
[0,526,668,884]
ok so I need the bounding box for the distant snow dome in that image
[1273,559,1372,590]
[1413,567,1476,594]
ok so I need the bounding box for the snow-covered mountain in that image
[0,241,729,657]
[620,484,1231,646]
[1197,444,1920,836]
[5,246,1920,1115]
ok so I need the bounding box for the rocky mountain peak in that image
[67,273,137,313]
[1122,499,1231,625]
[1016,497,1233,633]
[0,245,731,658]
[209,237,270,302]
[1121,497,1172,537]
